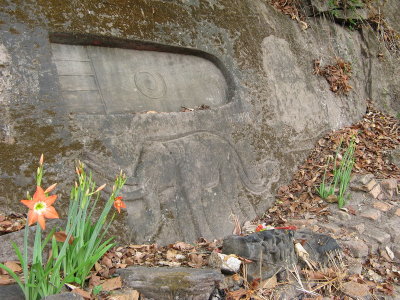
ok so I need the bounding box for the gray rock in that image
[43,292,84,300]
[389,147,400,169]
[363,227,391,245]
[0,284,24,300]
[341,240,368,258]
[222,230,297,280]
[294,230,341,265]
[117,266,223,300]
[309,0,331,13]
[0,219,64,263]
[332,8,368,22]
[1,0,399,246]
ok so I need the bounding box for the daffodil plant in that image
[0,155,126,300]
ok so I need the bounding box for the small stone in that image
[381,179,398,197]
[363,228,391,244]
[319,223,342,234]
[377,192,386,201]
[388,147,400,168]
[368,241,379,255]
[346,257,363,275]
[342,240,368,258]
[361,208,381,221]
[349,223,365,234]
[379,247,392,262]
[365,179,378,192]
[350,174,374,191]
[368,184,381,198]
[392,245,400,260]
[337,210,351,221]
[372,201,392,212]
[342,281,370,298]
[385,246,395,260]
[221,274,243,290]
[368,269,384,283]
[395,208,400,217]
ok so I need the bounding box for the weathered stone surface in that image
[360,208,381,221]
[342,240,368,258]
[346,257,363,275]
[349,223,365,234]
[51,43,228,114]
[1,0,399,245]
[389,147,400,169]
[363,228,391,245]
[294,230,341,265]
[381,179,398,197]
[372,201,392,212]
[369,184,382,199]
[350,174,375,191]
[43,292,84,300]
[117,266,223,300]
[0,284,24,300]
[319,222,342,234]
[342,281,370,298]
[222,230,297,280]
[333,9,368,22]
[0,220,63,263]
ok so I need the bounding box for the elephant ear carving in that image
[82,151,145,197]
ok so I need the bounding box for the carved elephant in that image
[86,131,278,245]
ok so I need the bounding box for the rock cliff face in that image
[0,0,398,244]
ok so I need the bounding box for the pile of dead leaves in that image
[268,0,305,21]
[313,57,353,95]
[266,101,399,222]
[369,12,400,55]
[102,239,219,271]
[0,213,25,235]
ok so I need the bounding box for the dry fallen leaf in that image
[72,288,91,299]
[166,249,178,261]
[173,242,194,251]
[101,276,123,291]
[101,256,113,268]
[88,275,101,289]
[0,274,14,285]
[54,231,74,245]
[4,261,22,273]
[108,289,140,300]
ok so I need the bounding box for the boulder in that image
[222,230,297,280]
[117,266,223,300]
[0,284,24,300]
[0,219,63,263]
[294,230,341,265]
[1,0,399,245]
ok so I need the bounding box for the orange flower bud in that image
[44,183,57,194]
[94,183,106,193]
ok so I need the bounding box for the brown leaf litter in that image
[267,101,399,224]
[313,57,353,95]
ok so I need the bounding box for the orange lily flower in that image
[114,196,126,213]
[21,186,59,230]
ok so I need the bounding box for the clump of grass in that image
[317,136,356,208]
